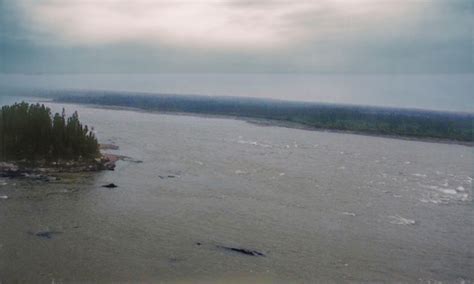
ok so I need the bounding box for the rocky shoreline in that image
[0,153,119,181]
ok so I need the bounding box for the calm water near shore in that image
[0,100,473,282]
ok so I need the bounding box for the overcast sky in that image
[1,0,472,73]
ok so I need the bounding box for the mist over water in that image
[1,74,473,112]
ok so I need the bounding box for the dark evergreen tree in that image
[0,102,99,161]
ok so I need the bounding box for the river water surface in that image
[0,100,473,282]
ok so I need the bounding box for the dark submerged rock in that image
[158,174,180,179]
[28,230,62,239]
[217,245,265,257]
[0,162,20,178]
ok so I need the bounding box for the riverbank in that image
[51,92,473,144]
[244,118,474,147]
[54,102,474,147]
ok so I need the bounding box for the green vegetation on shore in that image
[55,92,473,142]
[0,102,99,162]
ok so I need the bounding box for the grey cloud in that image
[0,0,472,73]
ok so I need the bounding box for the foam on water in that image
[235,170,248,175]
[237,139,272,148]
[418,181,471,204]
[420,196,442,204]
[438,188,457,195]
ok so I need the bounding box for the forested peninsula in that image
[0,102,116,178]
[53,91,473,144]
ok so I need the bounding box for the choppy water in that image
[0,101,473,282]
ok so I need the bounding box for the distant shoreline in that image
[244,117,474,147]
[49,100,474,147]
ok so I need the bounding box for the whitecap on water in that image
[460,193,470,202]
[438,188,457,195]
[420,184,439,190]
[388,215,416,225]
[412,173,427,178]
[419,193,446,204]
[237,139,257,146]
[237,139,271,148]
[456,186,465,192]
[466,176,473,184]
[418,182,471,204]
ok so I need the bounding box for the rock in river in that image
[28,230,63,239]
[217,245,265,257]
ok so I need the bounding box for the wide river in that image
[1,99,473,283]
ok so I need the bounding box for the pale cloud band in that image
[3,0,471,73]
[19,0,418,49]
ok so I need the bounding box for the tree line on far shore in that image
[0,102,99,162]
[58,93,473,142]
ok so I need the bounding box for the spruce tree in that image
[0,102,99,162]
